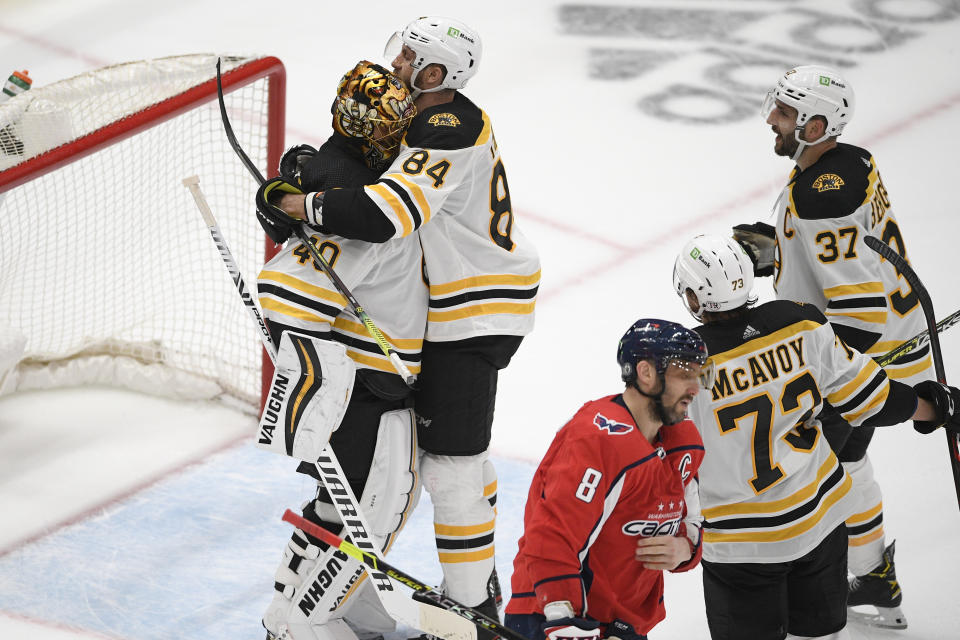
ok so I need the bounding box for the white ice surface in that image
[2,1,960,638]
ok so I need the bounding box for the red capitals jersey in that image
[505,394,704,634]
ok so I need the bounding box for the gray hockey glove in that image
[255,176,306,244]
[278,143,318,183]
[733,222,776,277]
[913,380,960,434]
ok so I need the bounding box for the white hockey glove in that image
[541,601,600,640]
[257,332,355,461]
[733,222,776,277]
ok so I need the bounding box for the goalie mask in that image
[332,61,416,170]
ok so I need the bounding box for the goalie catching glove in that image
[732,222,776,277]
[255,176,324,244]
[913,380,960,435]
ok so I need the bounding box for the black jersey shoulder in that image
[299,135,382,191]
[695,301,828,355]
[789,142,874,221]
[403,92,487,150]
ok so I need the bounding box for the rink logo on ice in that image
[558,1,958,125]
[593,413,633,435]
[812,173,844,192]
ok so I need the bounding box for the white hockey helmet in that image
[673,234,757,321]
[761,65,855,159]
[385,16,482,94]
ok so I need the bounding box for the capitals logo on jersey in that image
[593,413,633,435]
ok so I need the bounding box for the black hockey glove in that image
[278,144,318,183]
[255,176,305,245]
[913,380,960,434]
[733,222,776,277]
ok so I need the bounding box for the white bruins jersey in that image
[356,93,540,342]
[257,232,426,378]
[772,142,932,384]
[688,301,907,563]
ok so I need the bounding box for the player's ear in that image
[635,359,656,385]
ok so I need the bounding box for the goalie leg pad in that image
[421,450,497,607]
[843,455,886,576]
[258,332,355,462]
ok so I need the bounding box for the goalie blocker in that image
[257,332,423,640]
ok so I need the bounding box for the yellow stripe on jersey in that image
[435,519,496,536]
[829,360,881,404]
[842,381,890,424]
[333,317,423,351]
[708,320,821,368]
[347,349,421,375]
[259,270,347,306]
[824,310,887,324]
[483,479,497,498]
[702,455,839,519]
[438,548,495,563]
[859,159,879,208]
[866,340,902,354]
[847,501,883,525]
[260,297,333,326]
[849,529,884,546]
[475,111,492,146]
[703,473,852,544]
[368,182,415,237]
[389,173,432,224]
[429,270,542,296]
[428,301,537,323]
[822,282,885,298]
[885,356,932,379]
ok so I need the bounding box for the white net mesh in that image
[0,54,283,411]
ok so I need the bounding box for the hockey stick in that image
[283,509,530,640]
[183,178,473,640]
[214,58,415,387]
[873,307,960,367]
[864,235,960,509]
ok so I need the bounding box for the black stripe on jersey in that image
[695,299,828,356]
[831,370,888,415]
[510,591,535,599]
[429,286,540,308]
[704,463,846,531]
[826,297,888,310]
[259,283,342,319]
[847,514,883,537]
[381,177,422,228]
[332,330,420,364]
[434,532,495,550]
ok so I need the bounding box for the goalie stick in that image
[214,58,415,388]
[283,509,531,640]
[183,177,476,640]
[864,235,960,509]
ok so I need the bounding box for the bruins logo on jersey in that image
[427,113,461,127]
[812,173,844,192]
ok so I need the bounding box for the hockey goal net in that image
[0,54,284,412]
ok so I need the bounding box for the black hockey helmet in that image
[617,318,708,385]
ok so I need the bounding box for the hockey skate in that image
[847,540,907,630]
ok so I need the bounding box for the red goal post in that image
[0,54,285,412]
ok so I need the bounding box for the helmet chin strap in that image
[791,124,831,163]
[408,67,447,99]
